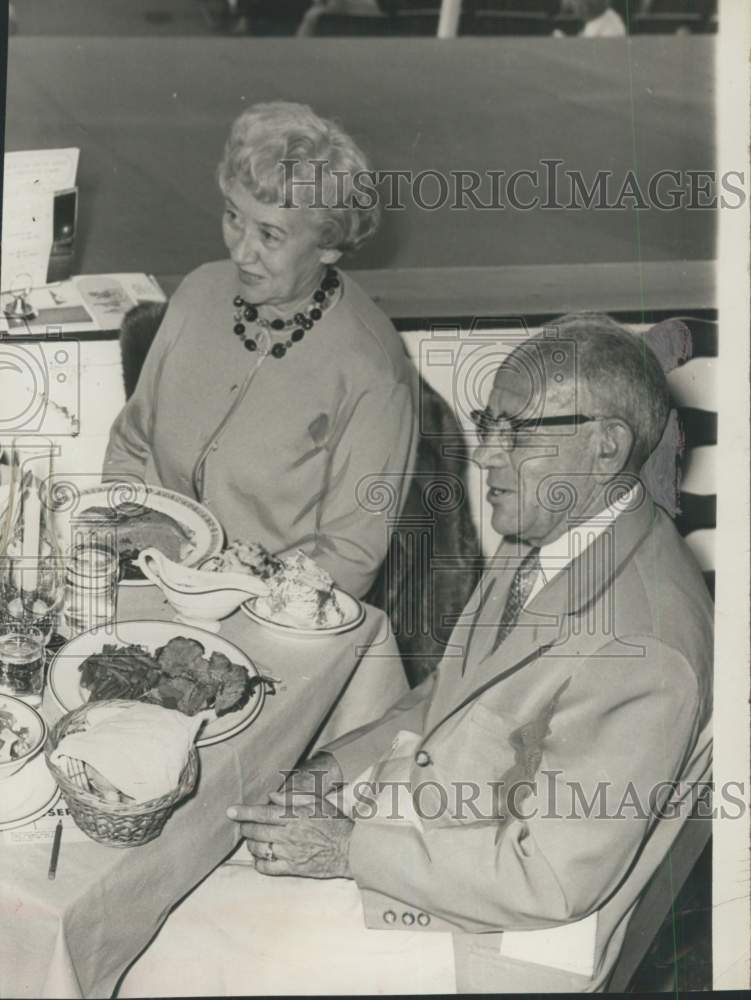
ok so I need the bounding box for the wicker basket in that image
[44,700,199,848]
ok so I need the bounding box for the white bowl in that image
[0,695,47,780]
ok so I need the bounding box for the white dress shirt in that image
[525,485,641,606]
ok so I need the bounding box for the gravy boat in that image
[136,548,269,632]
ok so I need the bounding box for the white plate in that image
[241,588,365,638]
[47,620,265,748]
[0,754,61,831]
[55,484,224,587]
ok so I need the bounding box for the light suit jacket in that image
[324,494,713,992]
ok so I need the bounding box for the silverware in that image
[47,819,63,880]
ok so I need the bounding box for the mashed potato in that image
[205,543,345,628]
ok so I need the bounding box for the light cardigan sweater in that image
[103,261,418,598]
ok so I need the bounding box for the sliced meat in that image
[156,637,206,676]
[214,660,252,717]
[116,510,194,561]
[148,675,215,716]
[78,638,255,720]
[206,651,233,685]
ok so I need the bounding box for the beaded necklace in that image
[232,267,340,359]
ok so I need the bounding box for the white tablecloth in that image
[0,587,408,999]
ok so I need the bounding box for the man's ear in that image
[596,418,634,473]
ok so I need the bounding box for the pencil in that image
[48,820,63,880]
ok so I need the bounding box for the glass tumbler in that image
[63,541,119,637]
[0,627,45,705]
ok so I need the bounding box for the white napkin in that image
[51,702,202,804]
[500,912,598,977]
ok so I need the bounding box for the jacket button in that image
[383,910,396,924]
[415,750,432,767]
[417,912,431,927]
[402,912,415,926]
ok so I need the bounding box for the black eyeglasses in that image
[470,407,601,451]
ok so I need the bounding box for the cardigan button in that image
[417,912,431,927]
[415,750,432,767]
[383,910,397,924]
[402,912,415,926]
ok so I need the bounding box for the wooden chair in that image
[608,814,712,990]
[363,376,483,685]
[607,315,716,990]
[668,316,718,600]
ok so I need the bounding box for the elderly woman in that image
[103,102,416,598]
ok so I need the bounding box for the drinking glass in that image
[0,554,65,644]
[63,539,119,637]
[0,627,45,705]
[0,439,65,644]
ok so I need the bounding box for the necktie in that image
[491,547,542,653]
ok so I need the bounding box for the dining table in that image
[0,584,409,999]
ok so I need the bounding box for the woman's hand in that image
[227,792,353,879]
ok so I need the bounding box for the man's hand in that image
[278,751,344,798]
[227,792,353,879]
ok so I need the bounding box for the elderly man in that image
[122,315,712,995]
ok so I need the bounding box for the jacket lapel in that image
[427,542,517,721]
[428,493,657,733]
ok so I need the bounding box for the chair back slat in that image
[668,356,717,410]
[680,444,715,497]
[684,527,716,573]
[677,407,717,448]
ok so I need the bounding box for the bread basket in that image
[44,700,199,847]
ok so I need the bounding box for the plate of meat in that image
[54,484,224,586]
[47,621,265,747]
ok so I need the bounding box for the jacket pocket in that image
[423,704,523,826]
